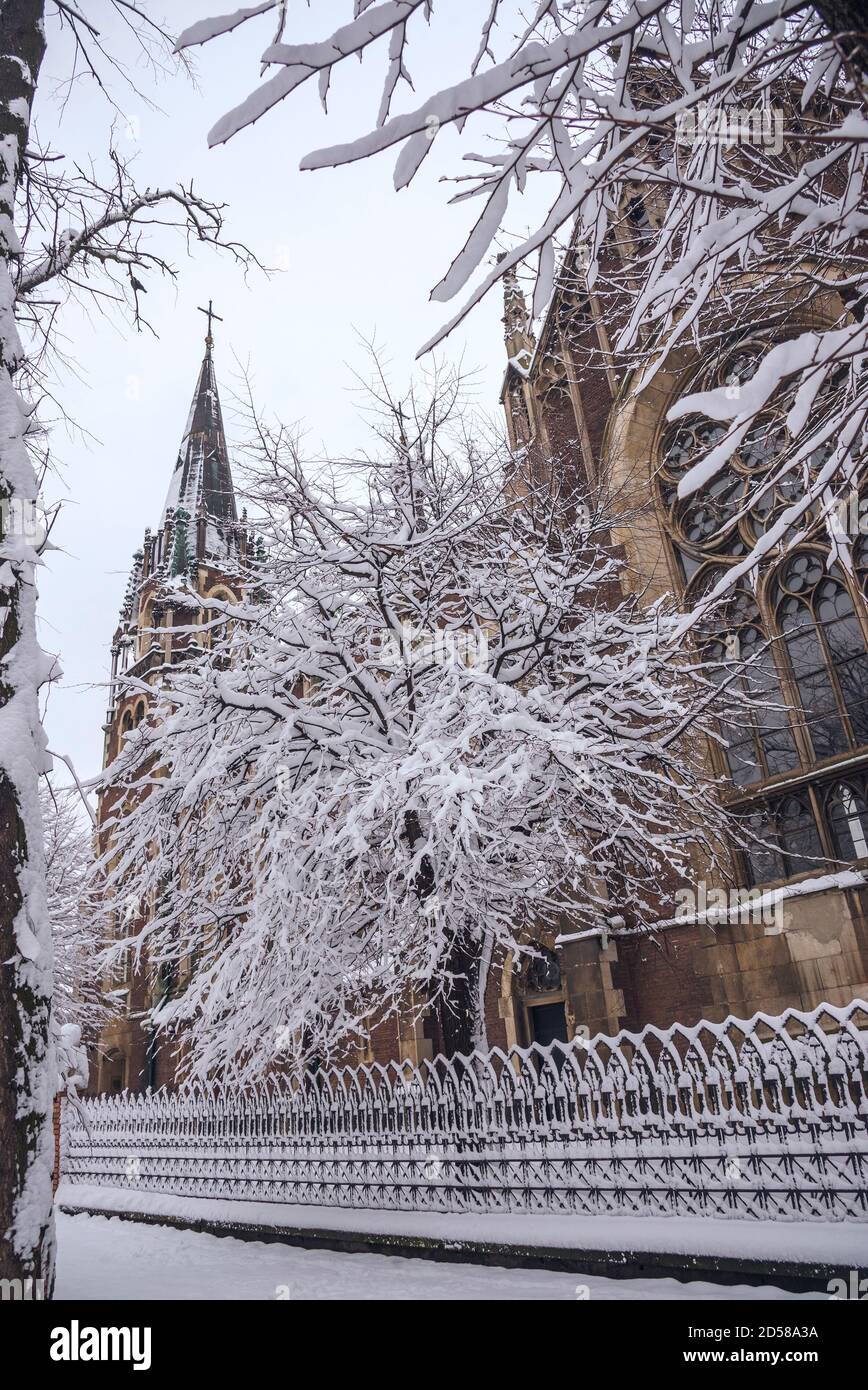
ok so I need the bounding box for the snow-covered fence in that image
[63,1003,868,1221]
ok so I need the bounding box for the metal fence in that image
[63,1001,868,1220]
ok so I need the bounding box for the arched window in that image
[745,791,825,884]
[121,709,133,737]
[825,780,868,862]
[521,944,562,994]
[772,553,868,760]
[658,345,826,581]
[625,193,654,244]
[205,585,237,656]
[657,345,868,886]
[138,600,155,659]
[662,417,744,580]
[776,792,826,872]
[700,578,799,786]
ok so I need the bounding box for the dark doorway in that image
[529,1000,568,1047]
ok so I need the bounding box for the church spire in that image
[162,307,237,526]
[497,254,534,372]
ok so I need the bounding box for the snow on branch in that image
[98,361,760,1082]
[176,1,868,601]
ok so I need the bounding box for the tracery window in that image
[701,579,799,786]
[825,778,868,861]
[744,792,826,884]
[657,345,868,885]
[772,554,868,760]
[745,774,868,883]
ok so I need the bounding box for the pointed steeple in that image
[497,254,534,372]
[162,310,238,527]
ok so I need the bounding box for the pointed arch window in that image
[777,792,826,872]
[772,554,868,760]
[657,348,868,886]
[138,601,156,660]
[855,528,868,594]
[745,791,826,884]
[698,578,798,786]
[625,194,654,244]
[825,781,868,862]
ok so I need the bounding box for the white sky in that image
[35,2,532,786]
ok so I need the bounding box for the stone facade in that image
[485,231,868,1054]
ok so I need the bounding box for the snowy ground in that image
[55,1212,825,1301]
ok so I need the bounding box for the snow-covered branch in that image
[43,781,112,1054]
[99,363,757,1080]
[16,142,264,372]
[178,1,868,597]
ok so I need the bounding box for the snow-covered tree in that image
[42,783,109,1050]
[0,0,257,1292]
[99,365,751,1079]
[179,2,868,613]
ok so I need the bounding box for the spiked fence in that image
[63,1001,868,1219]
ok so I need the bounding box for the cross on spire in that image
[198,299,223,349]
[161,314,237,528]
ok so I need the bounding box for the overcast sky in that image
[35,3,534,788]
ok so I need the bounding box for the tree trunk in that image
[0,0,52,1290]
[813,1,868,85]
[404,808,493,1059]
[435,930,490,1058]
